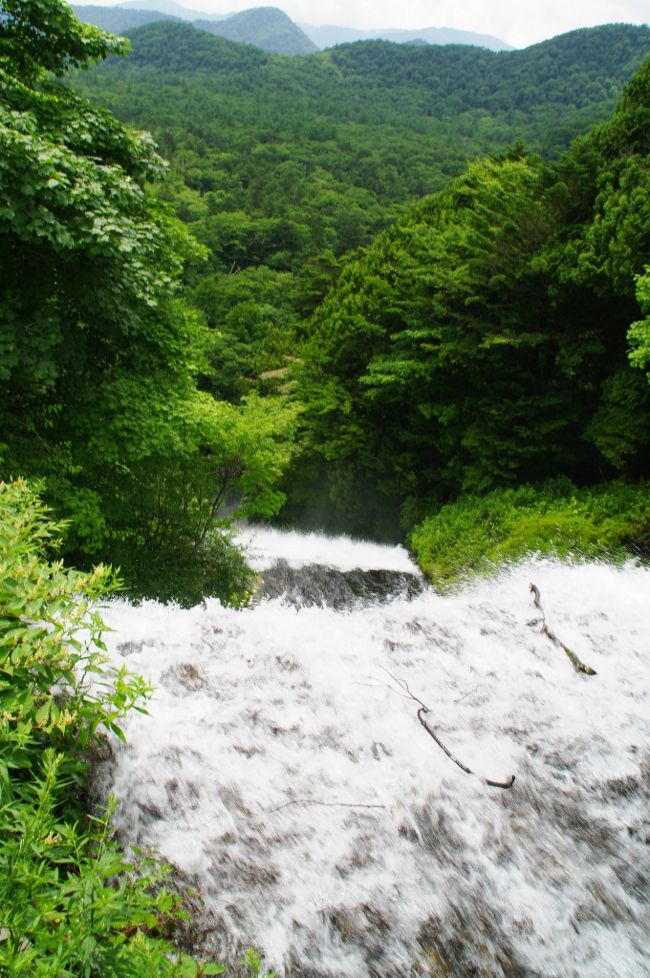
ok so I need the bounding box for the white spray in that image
[95,529,650,978]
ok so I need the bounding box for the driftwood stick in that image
[380,673,515,790]
[417,707,472,774]
[417,707,515,790]
[381,668,430,709]
[529,582,597,676]
[268,799,386,814]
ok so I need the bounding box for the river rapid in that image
[94,527,650,978]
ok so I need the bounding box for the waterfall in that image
[93,527,650,978]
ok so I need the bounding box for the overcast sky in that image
[164,0,649,47]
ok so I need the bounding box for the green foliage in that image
[239,947,277,978]
[0,479,139,757]
[585,366,650,470]
[68,21,649,412]
[192,266,300,400]
[0,0,298,604]
[409,479,650,588]
[102,393,299,606]
[290,60,650,532]
[0,0,129,81]
[0,478,222,976]
[629,265,650,374]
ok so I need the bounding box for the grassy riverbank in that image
[409,479,650,588]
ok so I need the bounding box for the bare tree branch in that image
[382,674,515,790]
[529,582,597,675]
[267,799,386,814]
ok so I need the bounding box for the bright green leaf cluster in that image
[0,478,224,976]
[409,478,650,588]
[0,0,298,604]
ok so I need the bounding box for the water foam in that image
[94,540,650,977]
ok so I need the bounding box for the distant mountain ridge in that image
[117,0,222,18]
[72,2,512,53]
[73,3,316,54]
[194,7,316,54]
[299,22,513,52]
[73,4,181,33]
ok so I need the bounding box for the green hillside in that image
[289,58,650,539]
[76,20,650,227]
[195,7,317,55]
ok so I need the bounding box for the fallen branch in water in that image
[384,671,515,790]
[528,583,596,675]
[267,799,386,813]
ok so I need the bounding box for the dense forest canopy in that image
[0,0,297,605]
[2,0,649,581]
[288,58,650,537]
[71,20,650,414]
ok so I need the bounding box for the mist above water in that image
[94,530,650,977]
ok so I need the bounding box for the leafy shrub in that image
[409,478,650,587]
[110,525,256,609]
[0,478,222,977]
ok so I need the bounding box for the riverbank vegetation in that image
[409,480,650,588]
[0,479,224,976]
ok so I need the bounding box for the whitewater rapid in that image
[94,528,650,978]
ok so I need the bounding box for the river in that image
[94,527,650,977]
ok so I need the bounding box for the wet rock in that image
[260,560,424,609]
[602,774,640,800]
[326,903,392,974]
[115,640,145,657]
[417,911,543,978]
[162,661,209,692]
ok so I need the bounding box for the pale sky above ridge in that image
[78,0,650,48]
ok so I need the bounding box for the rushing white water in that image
[95,530,650,978]
[236,525,420,573]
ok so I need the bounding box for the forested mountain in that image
[76,21,650,240]
[194,7,317,55]
[72,21,650,415]
[73,3,318,54]
[288,59,650,537]
[299,22,512,52]
[81,21,650,156]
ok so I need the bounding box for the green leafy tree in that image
[629,265,650,374]
[0,0,296,601]
[291,60,650,534]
